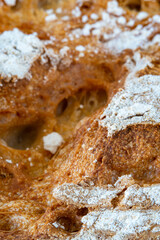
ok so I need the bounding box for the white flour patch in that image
[107,0,125,16]
[121,184,160,208]
[99,52,159,136]
[4,0,16,6]
[104,24,154,53]
[0,28,43,81]
[74,209,160,240]
[43,132,64,154]
[53,183,119,207]
[100,74,160,136]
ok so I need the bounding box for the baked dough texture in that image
[0,0,160,239]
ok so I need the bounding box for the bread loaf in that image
[0,0,160,239]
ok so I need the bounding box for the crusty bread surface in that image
[0,0,160,239]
